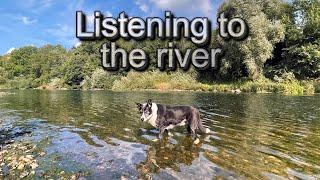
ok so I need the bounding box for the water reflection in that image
[0,90,319,179]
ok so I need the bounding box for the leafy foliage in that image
[217,0,286,80]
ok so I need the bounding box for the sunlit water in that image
[0,90,320,179]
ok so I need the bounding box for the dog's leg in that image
[188,115,200,141]
[188,125,201,144]
[187,125,192,134]
[187,123,198,140]
[190,128,198,140]
[159,127,165,140]
[164,129,173,137]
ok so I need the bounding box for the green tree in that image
[279,0,320,79]
[5,46,38,78]
[29,45,67,83]
[217,0,286,80]
[62,51,89,87]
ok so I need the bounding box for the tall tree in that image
[281,0,320,79]
[217,0,286,80]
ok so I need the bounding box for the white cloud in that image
[20,16,37,25]
[46,24,76,47]
[46,24,73,40]
[47,0,86,48]
[140,4,149,13]
[34,0,53,12]
[135,0,149,13]
[41,0,53,9]
[6,47,15,54]
[148,0,213,16]
[22,0,54,13]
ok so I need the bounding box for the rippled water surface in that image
[0,90,320,179]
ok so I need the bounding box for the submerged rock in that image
[17,163,25,170]
[30,162,39,169]
[1,164,10,177]
[19,171,29,178]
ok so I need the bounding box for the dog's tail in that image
[197,113,210,134]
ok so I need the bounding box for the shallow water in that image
[0,90,320,179]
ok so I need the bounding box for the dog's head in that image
[136,99,153,122]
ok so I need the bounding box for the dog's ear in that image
[147,99,152,106]
[136,103,142,110]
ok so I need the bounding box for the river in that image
[0,90,319,179]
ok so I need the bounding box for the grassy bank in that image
[1,71,319,95]
[111,71,320,95]
[112,71,204,91]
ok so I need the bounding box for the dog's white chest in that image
[147,103,158,128]
[148,115,157,128]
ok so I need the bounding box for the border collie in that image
[136,99,210,139]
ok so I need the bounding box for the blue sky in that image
[0,0,222,55]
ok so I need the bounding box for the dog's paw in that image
[205,128,211,134]
[193,138,200,145]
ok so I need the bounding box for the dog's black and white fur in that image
[136,99,210,139]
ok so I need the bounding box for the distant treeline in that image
[0,0,319,93]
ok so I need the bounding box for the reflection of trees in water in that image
[137,136,202,178]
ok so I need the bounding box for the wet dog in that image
[136,99,210,139]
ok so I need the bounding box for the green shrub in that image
[313,81,320,93]
[89,68,120,90]
[7,77,35,89]
[301,81,315,94]
[281,82,305,95]
[112,71,202,91]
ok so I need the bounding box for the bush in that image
[0,76,6,84]
[285,43,320,79]
[91,68,120,89]
[301,81,316,94]
[209,77,313,95]
[48,78,65,89]
[112,71,203,91]
[7,77,35,89]
[312,80,320,93]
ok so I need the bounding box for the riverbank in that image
[111,72,320,95]
[1,71,319,95]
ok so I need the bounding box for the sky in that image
[0,0,222,55]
